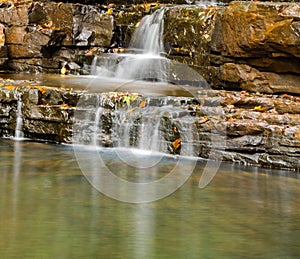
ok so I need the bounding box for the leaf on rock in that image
[38,86,47,95]
[5,85,14,91]
[139,100,147,108]
[172,138,182,150]
[253,105,263,111]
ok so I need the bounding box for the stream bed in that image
[1,139,300,258]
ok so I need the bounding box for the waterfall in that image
[86,103,199,157]
[92,107,104,146]
[93,8,169,81]
[14,99,24,140]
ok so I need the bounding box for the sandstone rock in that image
[211,2,300,58]
[8,44,42,58]
[28,2,47,25]
[220,63,300,94]
[0,5,28,26]
[246,57,300,74]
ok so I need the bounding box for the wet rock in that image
[28,2,47,25]
[73,5,113,47]
[212,2,300,58]
[164,6,218,69]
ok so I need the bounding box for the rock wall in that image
[164,1,300,94]
[0,81,300,170]
[0,1,298,94]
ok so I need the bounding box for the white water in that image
[92,107,104,146]
[93,8,168,81]
[14,100,24,140]
[87,104,199,158]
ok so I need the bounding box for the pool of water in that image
[1,139,300,258]
[0,73,202,97]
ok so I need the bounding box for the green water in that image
[1,139,300,258]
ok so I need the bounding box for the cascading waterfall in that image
[14,99,24,140]
[81,7,201,157]
[93,8,169,81]
[86,101,199,157]
[93,107,104,146]
[115,8,168,81]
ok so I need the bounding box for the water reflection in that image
[1,140,300,257]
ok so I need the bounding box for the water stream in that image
[14,99,24,140]
[92,8,170,81]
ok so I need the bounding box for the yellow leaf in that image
[254,105,263,111]
[61,66,67,75]
[59,104,69,109]
[198,117,209,124]
[127,108,135,114]
[107,9,113,15]
[6,85,14,91]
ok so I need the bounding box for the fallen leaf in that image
[61,66,67,75]
[227,116,234,122]
[253,105,263,111]
[38,86,47,95]
[5,85,14,91]
[139,100,147,108]
[172,138,182,150]
[107,9,113,15]
[127,108,135,114]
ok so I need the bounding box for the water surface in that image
[1,139,300,258]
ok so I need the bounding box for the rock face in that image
[0,81,299,171]
[164,1,300,94]
[0,1,298,93]
[210,1,300,93]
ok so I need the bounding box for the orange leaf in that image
[38,86,47,95]
[5,85,14,91]
[139,100,147,108]
[172,138,182,150]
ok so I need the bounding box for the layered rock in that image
[0,1,298,94]
[211,1,300,93]
[164,1,300,94]
[0,80,299,170]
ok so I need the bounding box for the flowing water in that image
[1,139,300,258]
[14,96,24,141]
[92,8,173,82]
